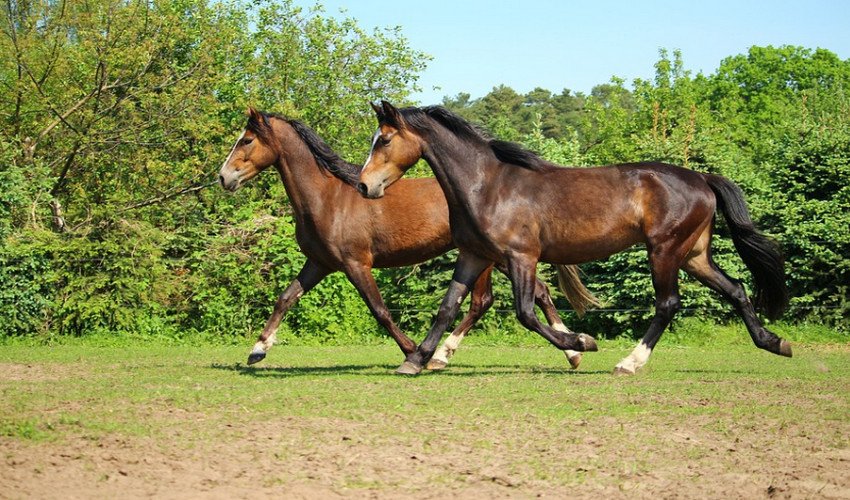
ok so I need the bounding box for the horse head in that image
[357,101,424,199]
[219,107,279,192]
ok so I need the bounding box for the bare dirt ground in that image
[4,409,849,498]
[2,345,849,499]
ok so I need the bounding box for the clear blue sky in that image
[296,0,850,104]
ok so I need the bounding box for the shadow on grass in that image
[673,368,758,375]
[208,362,611,378]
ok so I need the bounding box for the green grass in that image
[1,339,847,438]
[1,338,848,496]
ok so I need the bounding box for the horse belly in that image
[370,216,454,268]
[538,209,645,264]
[540,230,643,264]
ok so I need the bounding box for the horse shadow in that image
[208,362,611,379]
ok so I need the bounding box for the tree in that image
[0,0,429,338]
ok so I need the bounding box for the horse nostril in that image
[357,182,368,196]
[219,174,225,187]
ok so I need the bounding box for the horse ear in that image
[380,100,405,130]
[370,101,384,119]
[246,106,259,118]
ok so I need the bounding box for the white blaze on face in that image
[221,129,246,173]
[362,129,381,172]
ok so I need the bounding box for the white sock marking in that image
[615,342,652,373]
[552,323,572,333]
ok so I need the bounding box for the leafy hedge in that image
[1,2,847,342]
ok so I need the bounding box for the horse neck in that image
[420,127,493,210]
[271,121,344,217]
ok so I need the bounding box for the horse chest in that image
[294,223,337,260]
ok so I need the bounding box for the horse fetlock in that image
[260,332,277,350]
[552,323,573,334]
[576,333,598,352]
[754,330,792,358]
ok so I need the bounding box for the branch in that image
[120,178,217,212]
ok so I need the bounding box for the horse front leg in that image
[426,264,495,370]
[506,254,598,355]
[248,260,330,365]
[399,251,493,375]
[342,261,417,357]
[427,270,585,371]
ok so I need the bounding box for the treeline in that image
[1,1,847,342]
[442,47,850,333]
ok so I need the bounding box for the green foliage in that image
[765,90,850,325]
[0,0,846,343]
[0,0,428,341]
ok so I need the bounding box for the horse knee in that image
[656,294,681,318]
[727,282,749,307]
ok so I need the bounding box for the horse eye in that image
[378,135,391,146]
[242,137,254,146]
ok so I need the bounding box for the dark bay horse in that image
[358,101,791,375]
[219,108,596,368]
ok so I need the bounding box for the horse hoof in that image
[566,352,582,370]
[613,365,635,376]
[425,359,448,371]
[396,361,423,376]
[578,334,598,352]
[247,351,266,365]
[779,340,792,358]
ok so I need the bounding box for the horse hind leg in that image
[248,260,329,365]
[614,247,683,375]
[506,254,597,356]
[534,275,583,369]
[427,265,495,370]
[682,244,791,358]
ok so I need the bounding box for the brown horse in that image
[218,108,596,368]
[358,101,791,375]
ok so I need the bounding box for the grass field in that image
[1,338,849,498]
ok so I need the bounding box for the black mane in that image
[398,106,556,172]
[246,111,361,187]
[287,119,362,186]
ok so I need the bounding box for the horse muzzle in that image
[219,170,242,192]
[357,181,385,199]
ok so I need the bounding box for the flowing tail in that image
[705,174,788,320]
[556,264,601,317]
